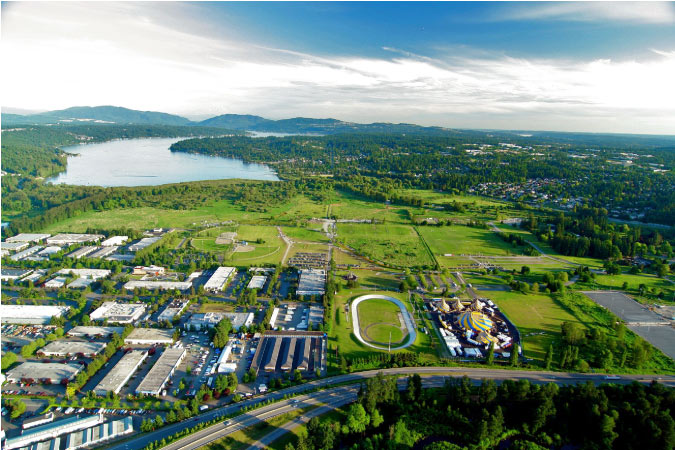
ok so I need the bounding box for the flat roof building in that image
[5,362,84,384]
[57,268,111,280]
[67,326,124,338]
[3,414,103,450]
[10,245,42,261]
[67,278,94,289]
[39,340,107,357]
[127,236,161,252]
[100,235,128,247]
[23,269,47,284]
[38,246,62,256]
[23,412,55,430]
[133,265,165,276]
[157,299,190,322]
[44,277,67,289]
[90,302,146,324]
[64,416,133,449]
[247,275,267,290]
[66,246,99,259]
[185,312,254,331]
[94,351,148,395]
[0,304,70,324]
[297,269,326,296]
[5,233,51,243]
[203,266,236,292]
[124,328,174,345]
[135,348,186,396]
[88,246,118,259]
[1,241,29,252]
[1,268,33,281]
[123,280,192,292]
[46,234,104,245]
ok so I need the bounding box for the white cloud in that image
[2,2,675,134]
[491,2,675,24]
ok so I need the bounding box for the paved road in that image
[526,241,579,267]
[109,367,675,450]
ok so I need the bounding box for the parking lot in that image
[582,291,668,324]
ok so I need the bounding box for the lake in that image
[47,137,279,187]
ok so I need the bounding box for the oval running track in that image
[351,294,417,350]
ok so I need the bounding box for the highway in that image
[110,367,675,450]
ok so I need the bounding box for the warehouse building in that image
[39,340,107,357]
[5,233,51,243]
[46,234,104,245]
[67,326,124,338]
[64,416,133,449]
[44,277,67,289]
[5,362,84,384]
[124,328,174,345]
[133,265,165,276]
[10,245,42,262]
[23,269,47,284]
[3,414,104,450]
[251,331,326,378]
[67,278,94,289]
[157,299,190,322]
[185,312,254,331]
[1,268,33,281]
[0,304,70,324]
[90,302,146,324]
[58,268,111,280]
[135,348,186,396]
[66,246,99,259]
[37,246,61,257]
[123,280,192,292]
[127,236,161,252]
[203,266,236,292]
[296,269,326,296]
[94,350,148,395]
[100,235,128,247]
[88,246,118,259]
[23,412,55,430]
[247,275,267,290]
[1,241,29,252]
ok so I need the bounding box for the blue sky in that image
[3,2,675,133]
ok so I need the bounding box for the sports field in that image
[357,297,407,344]
[337,223,435,268]
[418,225,524,257]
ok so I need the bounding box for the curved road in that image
[109,367,675,450]
[351,295,417,351]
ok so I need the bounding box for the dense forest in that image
[171,134,675,225]
[287,373,675,450]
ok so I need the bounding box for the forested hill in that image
[1,106,192,126]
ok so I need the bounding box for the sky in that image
[2,1,675,134]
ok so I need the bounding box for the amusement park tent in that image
[456,311,492,332]
[452,299,464,311]
[476,331,498,345]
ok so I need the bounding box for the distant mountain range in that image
[3,105,675,147]
[1,105,457,135]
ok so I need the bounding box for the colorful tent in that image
[476,331,498,345]
[439,298,451,313]
[456,311,493,332]
[452,299,464,311]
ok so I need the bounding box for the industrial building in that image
[296,269,326,296]
[203,266,236,292]
[23,412,55,430]
[67,326,124,338]
[185,312,254,331]
[45,234,104,246]
[5,233,51,243]
[1,241,30,252]
[132,265,165,276]
[94,350,148,395]
[39,340,107,357]
[66,246,99,259]
[90,302,146,324]
[0,304,70,324]
[135,348,186,396]
[3,414,104,450]
[123,280,192,292]
[157,299,190,322]
[214,342,236,373]
[100,235,128,247]
[250,331,326,377]
[247,275,267,290]
[64,416,133,449]
[37,246,61,257]
[58,268,111,280]
[127,236,161,252]
[67,278,94,289]
[22,269,47,284]
[124,328,174,345]
[1,268,33,281]
[88,246,118,259]
[10,245,42,262]
[43,277,66,289]
[5,362,84,384]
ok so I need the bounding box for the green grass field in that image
[486,290,584,362]
[418,225,525,257]
[337,223,434,268]
[281,226,329,243]
[357,298,406,344]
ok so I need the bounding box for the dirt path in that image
[277,226,293,264]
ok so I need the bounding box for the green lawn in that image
[486,290,584,362]
[418,225,525,257]
[357,298,406,344]
[337,223,435,268]
[281,226,329,243]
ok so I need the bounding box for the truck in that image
[199,405,209,411]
